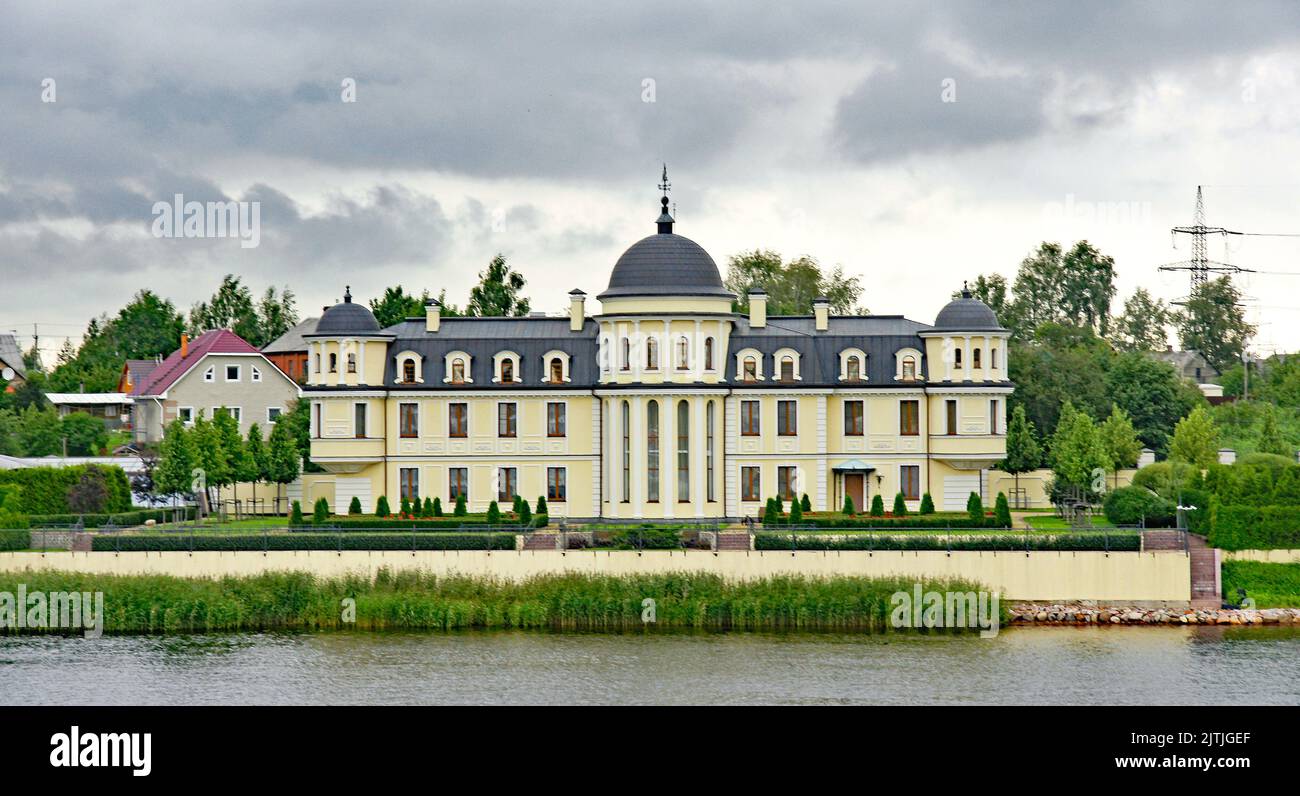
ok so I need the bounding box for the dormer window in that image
[542,350,571,384]
[780,356,795,382]
[735,348,764,382]
[743,357,757,381]
[773,348,801,381]
[501,359,514,383]
[403,359,416,383]
[451,358,466,384]
[492,351,521,384]
[902,356,916,380]
[550,358,563,383]
[847,358,860,381]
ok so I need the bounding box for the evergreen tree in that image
[763,497,780,526]
[349,496,363,515]
[519,500,532,526]
[400,496,412,516]
[966,492,985,523]
[535,495,547,517]
[432,496,443,517]
[788,496,803,524]
[1050,401,1108,494]
[842,494,856,516]
[1099,405,1143,489]
[454,494,467,516]
[892,492,907,516]
[1257,404,1291,457]
[870,494,885,517]
[290,500,304,525]
[486,500,501,524]
[313,497,330,523]
[919,493,935,515]
[422,497,434,517]
[995,492,1012,527]
[1002,405,1042,505]
[267,419,301,515]
[155,420,196,504]
[800,493,812,513]
[375,496,391,518]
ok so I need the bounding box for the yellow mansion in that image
[303,190,1011,520]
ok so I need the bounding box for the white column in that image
[306,341,316,383]
[632,321,641,377]
[630,395,644,518]
[357,340,367,385]
[693,319,703,380]
[816,394,828,511]
[663,395,676,519]
[693,395,705,517]
[602,399,612,512]
[963,336,972,382]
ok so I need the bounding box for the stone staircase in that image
[1142,529,1185,551]
[522,533,560,551]
[716,532,752,552]
[1188,534,1221,609]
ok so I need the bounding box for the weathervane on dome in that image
[656,163,675,234]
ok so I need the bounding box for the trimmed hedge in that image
[754,532,1140,552]
[767,515,1003,529]
[1208,505,1300,551]
[91,533,517,552]
[0,530,31,551]
[0,465,131,514]
[605,527,682,549]
[290,515,515,529]
[1102,486,1175,527]
[28,508,196,528]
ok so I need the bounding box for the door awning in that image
[832,459,876,473]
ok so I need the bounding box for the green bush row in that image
[0,530,31,551]
[1221,560,1300,608]
[754,532,1141,552]
[90,533,518,552]
[290,515,536,531]
[768,515,1004,529]
[1208,504,1300,551]
[28,508,196,528]
[0,465,132,514]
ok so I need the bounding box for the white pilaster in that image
[693,395,705,517]
[963,335,972,382]
[663,395,676,518]
[630,395,644,518]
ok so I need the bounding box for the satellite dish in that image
[1,367,14,381]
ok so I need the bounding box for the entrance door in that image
[845,473,865,513]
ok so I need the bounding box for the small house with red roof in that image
[129,329,302,444]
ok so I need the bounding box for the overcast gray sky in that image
[5,1,1300,360]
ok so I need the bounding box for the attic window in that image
[902,356,916,380]
[203,366,215,383]
[451,359,466,384]
[847,357,860,381]
[403,359,416,383]
[743,357,757,381]
[780,356,795,382]
[550,358,564,383]
[251,366,262,383]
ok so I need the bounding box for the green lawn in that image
[1025,515,1115,531]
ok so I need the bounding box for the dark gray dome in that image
[934,293,1005,332]
[598,232,733,300]
[315,291,381,335]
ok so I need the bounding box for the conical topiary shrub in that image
[454,494,467,516]
[870,494,885,517]
[842,495,855,516]
[800,493,812,513]
[966,492,984,524]
[919,493,935,515]
[348,496,362,515]
[375,495,391,518]
[486,500,501,524]
[290,500,304,525]
[432,496,443,517]
[995,492,1012,528]
[892,492,907,516]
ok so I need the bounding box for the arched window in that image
[954,347,963,367]
[347,353,357,373]
[743,357,758,381]
[550,358,563,383]
[676,400,690,501]
[902,356,916,381]
[706,400,715,502]
[451,358,466,384]
[780,356,795,382]
[991,348,999,369]
[847,357,860,381]
[973,348,982,369]
[621,401,631,502]
[500,359,514,383]
[646,336,658,370]
[677,336,690,370]
[704,337,715,371]
[647,400,660,502]
[328,353,338,373]
[621,337,631,371]
[402,358,416,383]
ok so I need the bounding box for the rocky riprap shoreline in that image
[1009,604,1300,625]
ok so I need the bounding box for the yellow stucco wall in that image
[0,549,1192,603]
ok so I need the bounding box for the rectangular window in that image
[267,407,282,423]
[900,400,919,436]
[399,468,419,502]
[741,466,761,501]
[399,402,419,438]
[498,467,517,503]
[498,402,517,438]
[946,400,958,436]
[178,407,194,425]
[547,402,566,437]
[448,468,468,502]
[347,353,357,373]
[844,400,864,436]
[777,466,798,501]
[313,403,321,437]
[225,364,240,382]
[777,400,797,436]
[449,403,467,437]
[741,400,760,436]
[354,403,367,438]
[900,465,920,500]
[990,399,999,435]
[547,467,567,502]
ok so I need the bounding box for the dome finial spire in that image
[656,163,674,234]
[344,285,352,303]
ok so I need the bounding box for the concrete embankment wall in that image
[0,549,1191,603]
[1223,549,1300,564]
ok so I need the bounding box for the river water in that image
[3,626,1299,705]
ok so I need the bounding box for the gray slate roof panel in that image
[597,233,734,299]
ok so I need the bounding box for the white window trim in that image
[895,347,923,381]
[838,348,868,382]
[266,406,283,424]
[178,406,195,426]
[541,350,573,383]
[492,350,522,384]
[224,364,241,383]
[675,335,692,370]
[212,406,242,422]
[251,365,262,383]
[703,336,718,372]
[734,348,765,381]
[397,401,421,438]
[353,401,368,438]
[203,366,215,383]
[443,351,473,384]
[394,350,424,384]
[773,347,802,381]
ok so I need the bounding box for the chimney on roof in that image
[569,289,586,332]
[180,333,189,359]
[813,296,830,332]
[425,298,441,333]
[748,287,767,329]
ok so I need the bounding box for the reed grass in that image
[0,569,1001,634]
